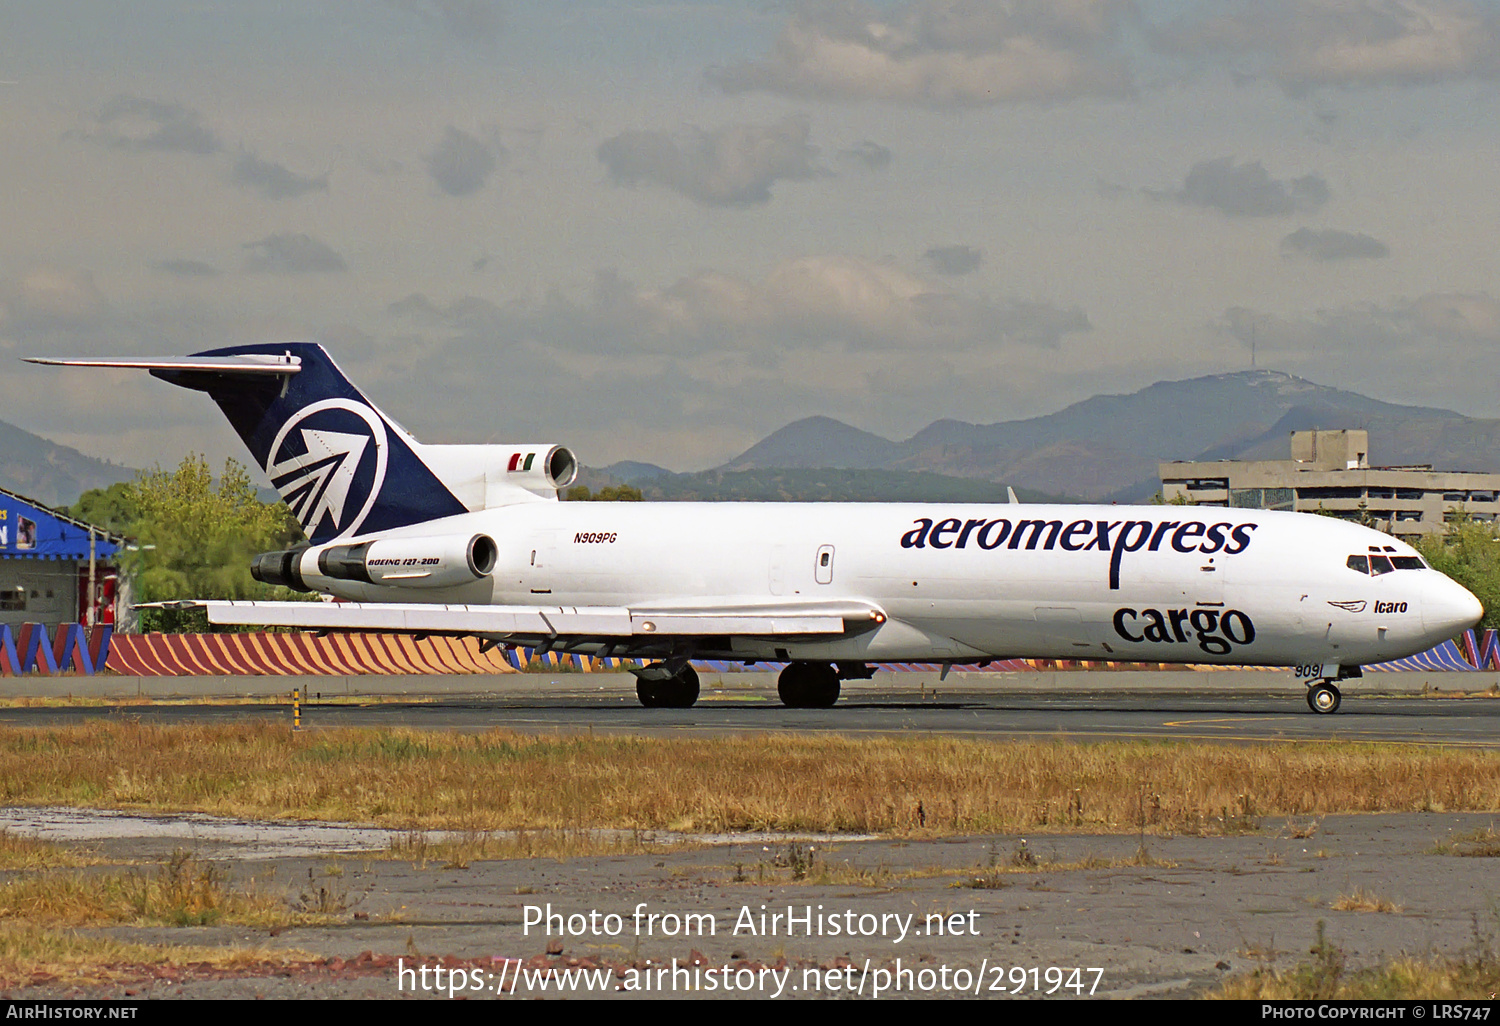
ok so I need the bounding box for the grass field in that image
[1,722,1499,996]
[1,722,1497,835]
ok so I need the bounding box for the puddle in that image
[0,807,881,860]
[687,831,880,845]
[0,807,401,859]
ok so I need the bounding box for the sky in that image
[2,0,1499,480]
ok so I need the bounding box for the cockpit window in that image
[1348,552,1424,573]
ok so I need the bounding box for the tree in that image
[72,455,308,631]
[1416,510,1500,630]
[68,481,139,534]
[564,484,643,502]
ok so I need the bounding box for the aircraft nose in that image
[1422,574,1484,637]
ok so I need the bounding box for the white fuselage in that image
[306,501,1483,669]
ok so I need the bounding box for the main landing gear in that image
[634,663,700,709]
[1303,664,1361,715]
[631,660,861,709]
[777,661,842,708]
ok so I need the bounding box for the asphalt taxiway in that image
[2,670,1497,746]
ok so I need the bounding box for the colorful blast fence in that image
[1,623,1499,677]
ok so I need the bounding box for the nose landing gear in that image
[1303,664,1361,714]
[1307,681,1341,714]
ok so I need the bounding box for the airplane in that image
[28,342,1483,714]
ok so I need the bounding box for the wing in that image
[149,599,887,652]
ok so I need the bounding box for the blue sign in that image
[0,489,120,561]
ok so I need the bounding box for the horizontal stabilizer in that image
[25,355,302,376]
[146,599,886,641]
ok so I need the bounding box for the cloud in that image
[1218,292,1500,404]
[838,140,893,170]
[394,0,504,41]
[0,267,107,335]
[373,256,1093,466]
[597,116,822,207]
[79,98,328,202]
[423,127,500,197]
[154,260,220,277]
[1154,0,1500,93]
[924,244,984,276]
[707,0,1136,108]
[1149,157,1330,216]
[84,96,221,155]
[242,234,347,274]
[1280,227,1389,260]
[230,151,330,200]
[392,254,1088,353]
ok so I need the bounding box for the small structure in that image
[1159,429,1500,540]
[0,486,124,632]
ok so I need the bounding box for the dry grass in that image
[1283,817,1322,839]
[381,828,672,867]
[0,829,95,869]
[1,723,1499,837]
[1329,888,1404,913]
[1214,921,1500,999]
[0,921,313,989]
[0,851,322,928]
[717,848,906,888]
[1434,826,1500,857]
[701,839,1177,890]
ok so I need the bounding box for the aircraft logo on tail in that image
[266,398,389,541]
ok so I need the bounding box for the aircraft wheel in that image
[663,664,700,709]
[637,664,699,709]
[1307,682,1341,715]
[778,661,840,708]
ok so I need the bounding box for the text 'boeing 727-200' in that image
[28,343,1483,713]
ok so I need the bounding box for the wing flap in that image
[159,599,884,640]
[632,612,847,635]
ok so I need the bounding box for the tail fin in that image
[154,343,469,544]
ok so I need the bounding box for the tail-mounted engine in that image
[252,533,498,592]
[505,445,578,496]
[419,443,579,509]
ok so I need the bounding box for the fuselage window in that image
[1369,555,1395,575]
[1346,555,1369,574]
[1390,556,1425,570]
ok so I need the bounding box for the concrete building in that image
[1159,430,1500,541]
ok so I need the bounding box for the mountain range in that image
[0,420,136,508]
[599,370,1500,502]
[7,369,1500,509]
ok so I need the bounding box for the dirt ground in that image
[3,809,1498,1000]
